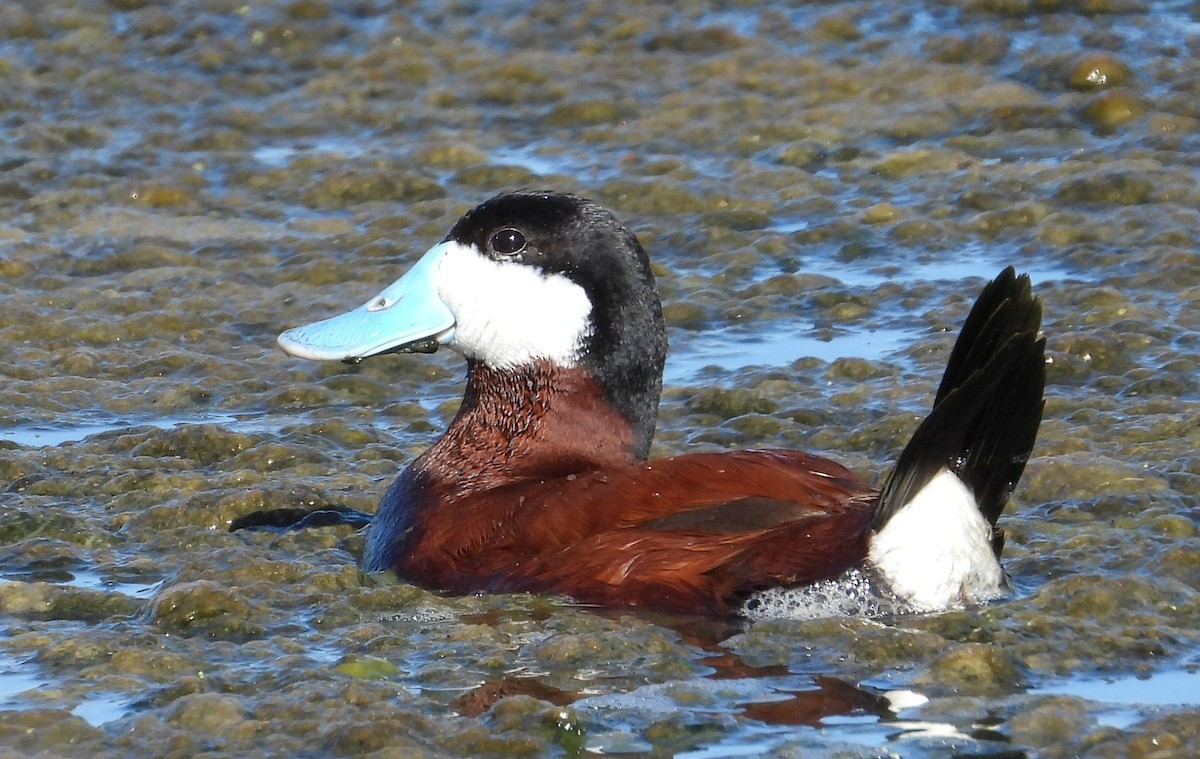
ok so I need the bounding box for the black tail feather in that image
[934,266,1042,408]
[871,267,1046,539]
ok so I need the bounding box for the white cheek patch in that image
[436,241,593,369]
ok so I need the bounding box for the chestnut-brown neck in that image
[413,361,640,501]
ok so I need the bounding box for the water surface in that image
[2,0,1199,756]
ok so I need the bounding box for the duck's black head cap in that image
[446,191,667,459]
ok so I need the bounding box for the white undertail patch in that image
[437,241,593,369]
[867,467,1006,612]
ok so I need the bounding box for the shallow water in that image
[2,0,1200,756]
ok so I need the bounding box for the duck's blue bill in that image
[277,242,456,362]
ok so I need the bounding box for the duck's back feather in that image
[400,450,876,614]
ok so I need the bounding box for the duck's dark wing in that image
[400,450,876,614]
[510,505,875,615]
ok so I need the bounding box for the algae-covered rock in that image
[2,0,1200,755]
[1049,331,1134,373]
[164,692,256,739]
[1066,52,1134,91]
[720,413,785,441]
[597,180,711,214]
[0,580,52,614]
[686,387,779,418]
[1007,697,1093,748]
[0,509,91,547]
[661,300,710,330]
[129,425,258,467]
[1100,709,1200,758]
[453,164,539,188]
[147,580,269,638]
[0,709,107,754]
[301,170,445,207]
[48,586,141,622]
[545,100,622,127]
[916,642,1026,696]
[644,25,746,53]
[1020,452,1170,504]
[1055,171,1156,206]
[108,647,206,681]
[1081,89,1145,132]
[924,32,1011,65]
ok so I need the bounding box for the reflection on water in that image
[489,145,580,178]
[0,653,44,705]
[2,0,1199,752]
[667,325,914,383]
[1034,667,1200,706]
[252,137,368,167]
[59,570,164,598]
[664,256,1084,383]
[71,695,134,727]
[835,256,1082,289]
[1030,667,1200,729]
[0,571,163,599]
[1,651,133,727]
[687,667,1200,755]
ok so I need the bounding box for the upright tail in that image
[867,267,1046,611]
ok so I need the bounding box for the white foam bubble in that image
[739,569,908,620]
[386,606,459,624]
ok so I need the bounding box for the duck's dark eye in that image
[490,228,526,256]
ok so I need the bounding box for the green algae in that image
[0,0,1198,756]
[146,580,270,638]
[685,387,779,418]
[0,710,107,756]
[914,643,1027,697]
[333,654,401,680]
[0,508,90,545]
[1066,51,1135,92]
